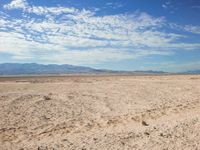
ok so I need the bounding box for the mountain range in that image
[0,63,97,75]
[0,63,199,75]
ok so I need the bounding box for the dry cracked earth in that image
[0,75,200,150]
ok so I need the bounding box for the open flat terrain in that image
[0,75,200,150]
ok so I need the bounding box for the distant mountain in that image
[0,63,168,75]
[133,70,166,74]
[0,63,97,75]
[182,70,200,74]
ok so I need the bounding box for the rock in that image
[160,133,164,137]
[44,95,51,100]
[142,121,149,126]
[144,132,150,136]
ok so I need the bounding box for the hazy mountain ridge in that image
[0,63,97,75]
[182,70,200,74]
[0,63,199,75]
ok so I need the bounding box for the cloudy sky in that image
[0,0,200,72]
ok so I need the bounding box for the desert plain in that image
[0,75,200,150]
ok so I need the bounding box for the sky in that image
[0,0,200,72]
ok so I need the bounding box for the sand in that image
[0,75,200,150]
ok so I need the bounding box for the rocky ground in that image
[0,75,200,150]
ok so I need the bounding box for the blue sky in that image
[0,0,200,72]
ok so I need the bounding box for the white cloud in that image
[162,1,171,9]
[27,6,78,16]
[162,4,167,9]
[170,23,200,35]
[105,2,124,9]
[4,0,28,10]
[1,0,200,65]
[3,0,88,16]
[183,25,200,34]
[161,1,177,14]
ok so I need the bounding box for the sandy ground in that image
[0,75,200,150]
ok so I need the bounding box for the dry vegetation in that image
[0,75,200,150]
